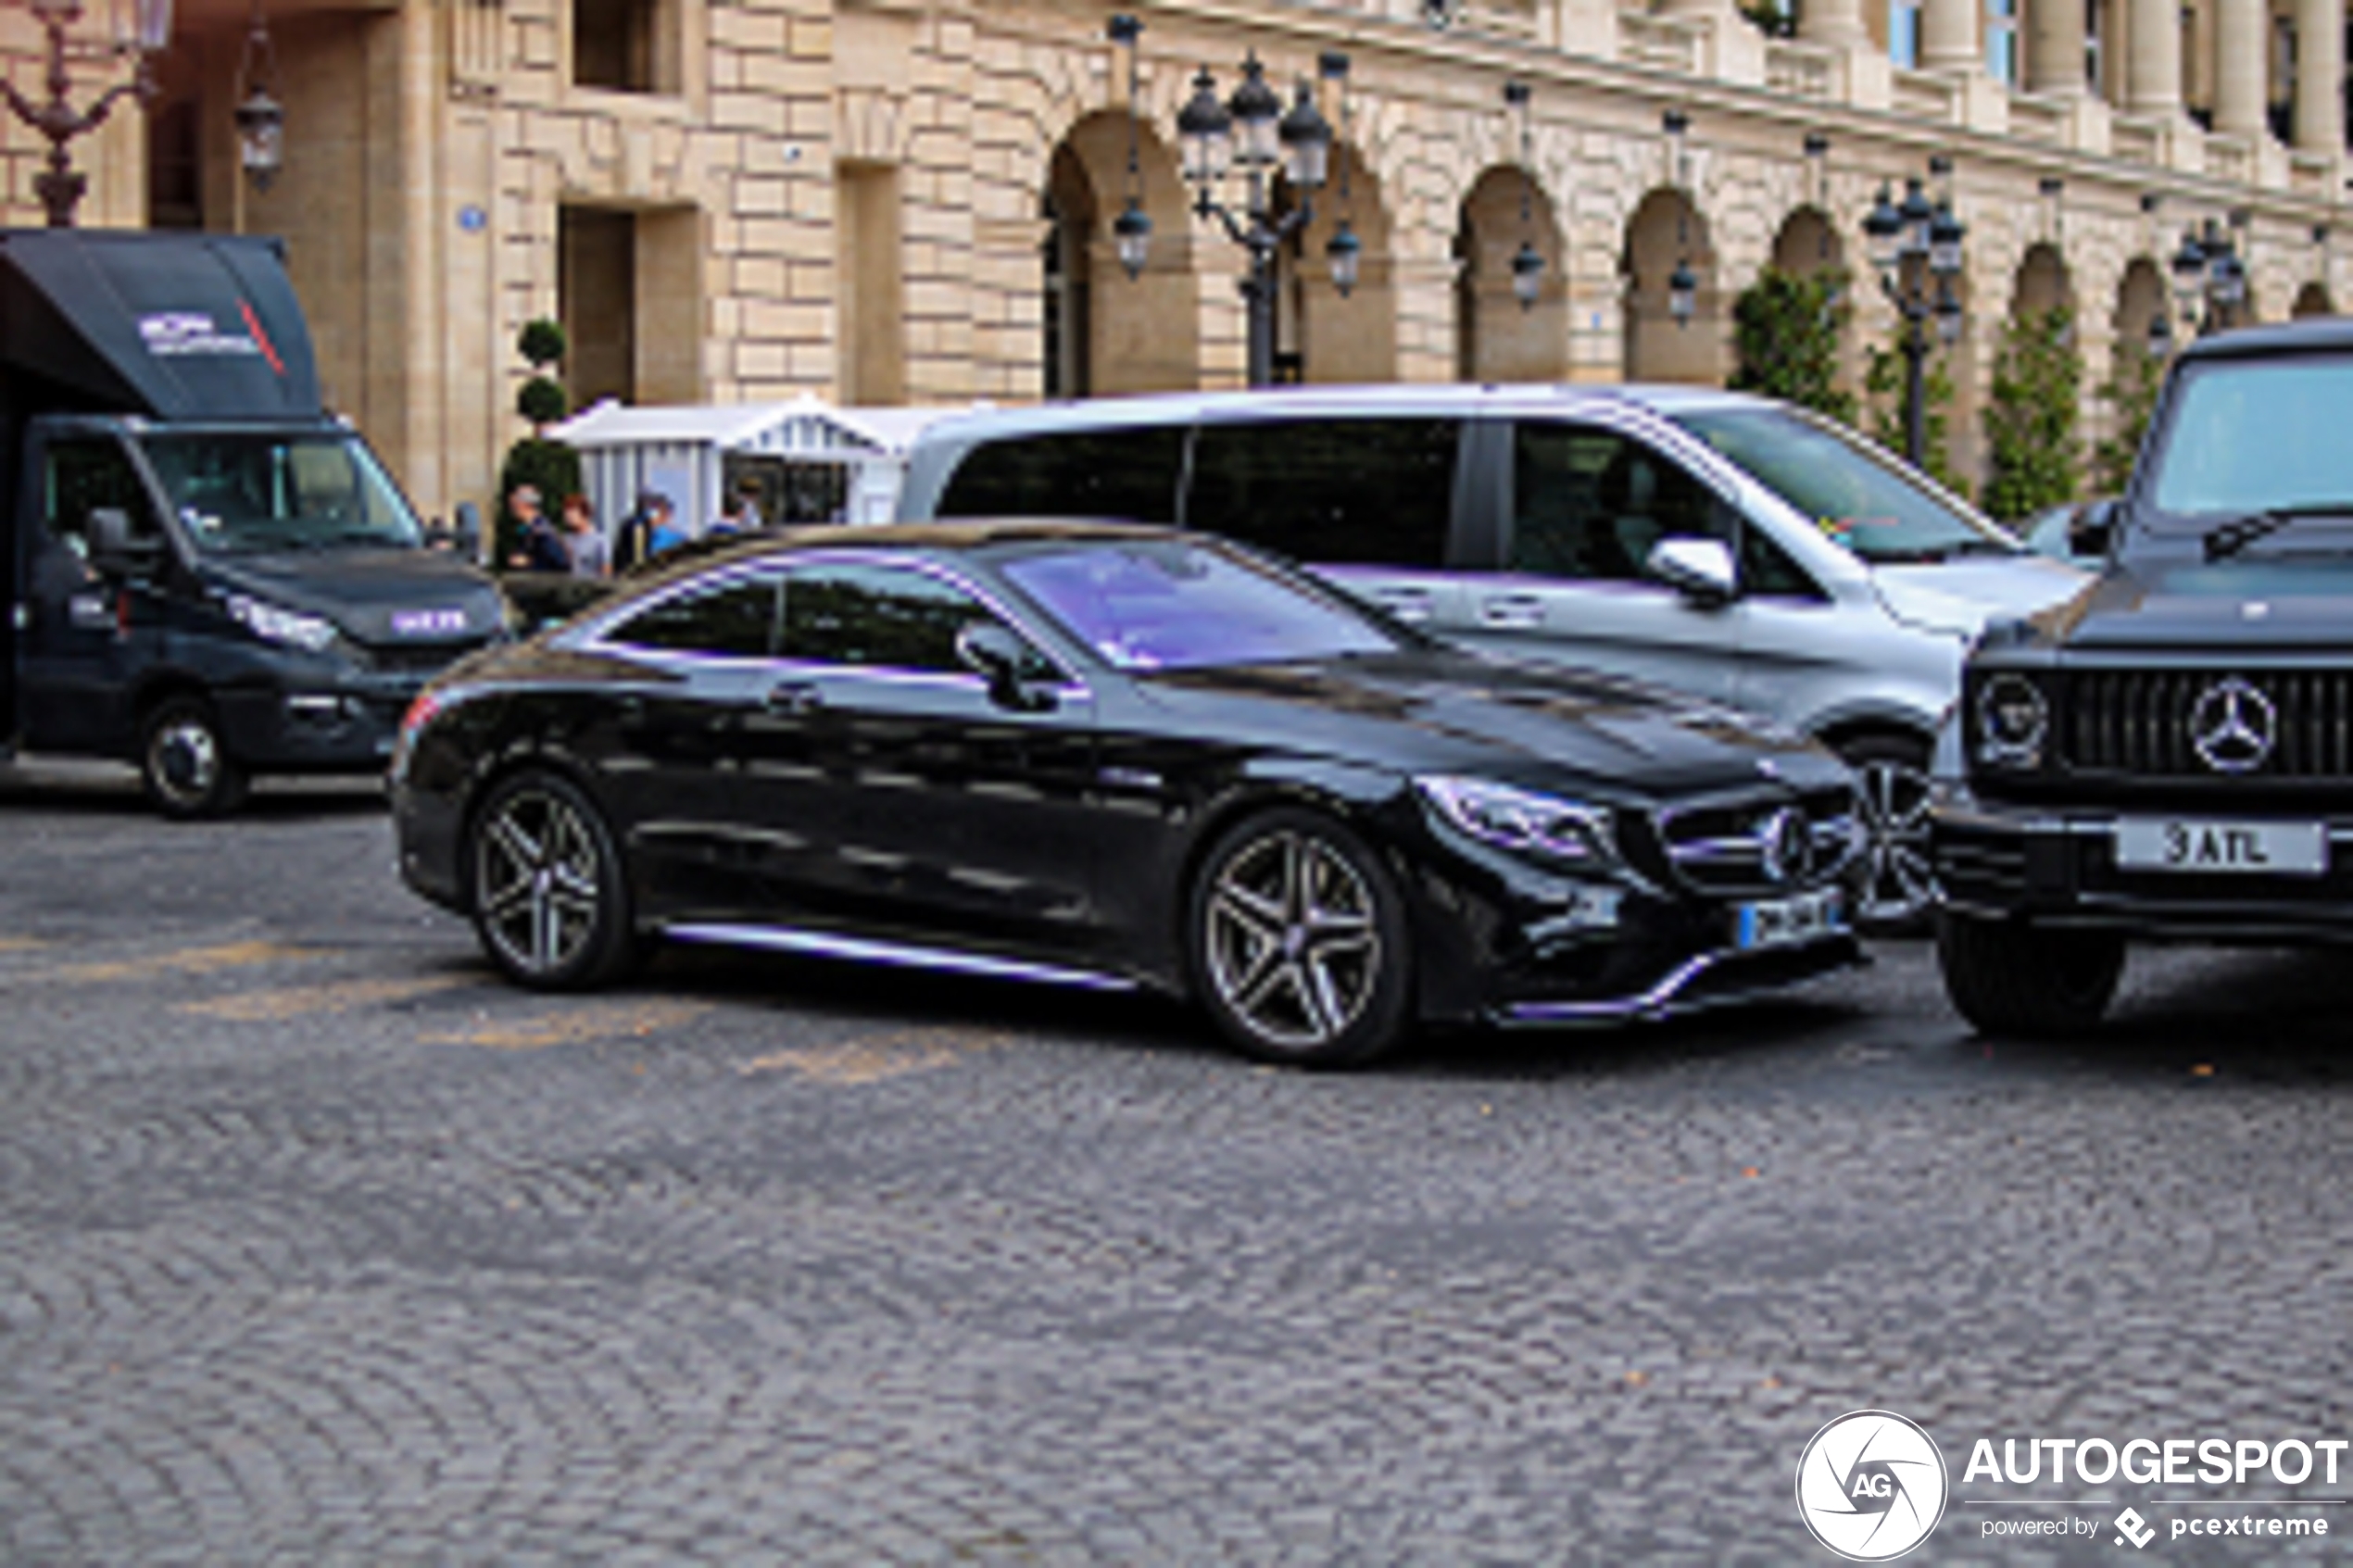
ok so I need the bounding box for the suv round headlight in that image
[1974,673,2047,765]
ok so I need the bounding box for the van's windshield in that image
[141,431,422,554]
[1670,404,2015,564]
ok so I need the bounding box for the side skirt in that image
[661,921,1141,994]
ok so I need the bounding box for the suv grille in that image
[2062,669,2353,779]
[1652,787,1858,896]
[354,637,496,676]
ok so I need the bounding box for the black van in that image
[0,230,505,816]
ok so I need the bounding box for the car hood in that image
[200,547,506,647]
[1870,555,2086,637]
[2025,555,2353,652]
[1136,650,1843,800]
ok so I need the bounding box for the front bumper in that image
[216,671,428,773]
[1446,867,1865,1027]
[1935,794,2353,941]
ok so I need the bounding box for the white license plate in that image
[1735,887,1844,949]
[2114,819,2328,874]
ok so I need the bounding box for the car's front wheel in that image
[1835,732,1936,935]
[1189,808,1413,1068]
[1935,911,2124,1038]
[139,694,249,820]
[467,770,642,990]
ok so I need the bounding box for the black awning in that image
[0,228,321,420]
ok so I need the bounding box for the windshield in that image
[1000,539,1397,671]
[1672,404,2011,562]
[2146,357,2353,523]
[142,431,422,553]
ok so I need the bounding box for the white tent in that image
[549,395,979,537]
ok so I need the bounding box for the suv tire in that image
[140,695,250,820]
[1936,911,2124,1038]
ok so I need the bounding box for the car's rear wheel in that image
[1189,808,1412,1068]
[139,695,249,820]
[467,770,641,990]
[1834,732,1936,935]
[1936,911,2124,1038]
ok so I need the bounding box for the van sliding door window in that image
[937,429,1185,523]
[1509,424,1722,583]
[1187,419,1454,567]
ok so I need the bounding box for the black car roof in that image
[2177,316,2353,361]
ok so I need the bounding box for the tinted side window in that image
[936,429,1185,523]
[782,561,999,674]
[1186,419,1455,567]
[1509,424,1724,583]
[610,575,780,657]
[45,439,158,554]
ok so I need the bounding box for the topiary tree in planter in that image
[1863,325,1961,495]
[1980,305,2083,525]
[497,318,581,568]
[1729,268,1857,425]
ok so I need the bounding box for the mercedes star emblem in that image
[2190,676,2277,774]
[1759,807,1811,884]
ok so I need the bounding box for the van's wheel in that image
[139,695,249,819]
[1833,732,1936,935]
[466,770,642,990]
[1189,808,1413,1068]
[1936,912,2123,1038]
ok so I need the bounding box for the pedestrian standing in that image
[560,493,609,578]
[504,483,568,573]
[707,491,749,540]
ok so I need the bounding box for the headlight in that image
[226,594,339,653]
[1973,672,2047,767]
[1416,775,1621,871]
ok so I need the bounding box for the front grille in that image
[2061,668,2353,779]
[1653,786,1857,896]
[354,638,494,676]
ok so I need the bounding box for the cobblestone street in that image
[4,764,2351,1563]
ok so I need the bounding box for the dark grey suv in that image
[1933,319,2353,1034]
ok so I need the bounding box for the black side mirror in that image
[86,508,161,577]
[956,621,1056,712]
[2068,500,2117,562]
[452,500,483,562]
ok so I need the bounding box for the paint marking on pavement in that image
[27,941,318,985]
[180,972,474,1022]
[736,1026,1008,1085]
[420,998,711,1051]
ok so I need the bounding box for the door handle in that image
[1368,585,1435,623]
[1478,593,1545,629]
[764,682,823,715]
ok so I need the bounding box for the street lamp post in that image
[2169,218,2248,336]
[1861,172,1967,469]
[1171,51,1342,389]
[0,0,174,228]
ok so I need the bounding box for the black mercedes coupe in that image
[392,522,1862,1066]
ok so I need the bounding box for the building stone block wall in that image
[0,0,2342,517]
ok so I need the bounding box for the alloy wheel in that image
[1203,828,1383,1051]
[1854,755,1935,927]
[474,785,607,979]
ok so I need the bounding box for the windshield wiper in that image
[2202,504,2353,562]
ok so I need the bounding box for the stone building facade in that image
[5,0,2346,516]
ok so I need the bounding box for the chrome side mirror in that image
[1646,535,1737,605]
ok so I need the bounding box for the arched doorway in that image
[1039,111,1197,396]
[1453,165,1567,383]
[1621,188,1719,383]
[2293,280,2334,318]
[2112,256,2168,351]
[2011,242,2073,318]
[1272,143,1399,384]
[1770,207,1844,278]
